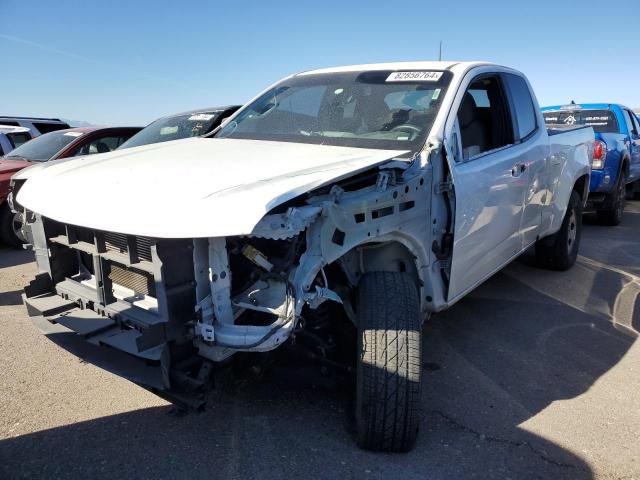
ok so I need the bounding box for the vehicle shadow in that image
[514,207,639,333]
[424,271,635,479]
[583,206,640,331]
[1,266,636,480]
[581,208,640,275]
[0,246,34,269]
[0,289,24,306]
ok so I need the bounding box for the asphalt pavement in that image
[0,204,638,480]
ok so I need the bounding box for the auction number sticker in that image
[386,71,443,82]
[64,132,83,137]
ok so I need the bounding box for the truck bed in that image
[547,125,594,152]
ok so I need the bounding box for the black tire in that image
[355,271,421,452]
[626,179,640,201]
[597,171,626,226]
[535,190,582,271]
[0,203,24,248]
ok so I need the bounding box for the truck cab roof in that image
[299,61,497,76]
[542,103,633,112]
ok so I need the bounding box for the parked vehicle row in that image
[16,61,594,452]
[1,127,142,246]
[1,106,240,247]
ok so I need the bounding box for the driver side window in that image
[457,75,514,160]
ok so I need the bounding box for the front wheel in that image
[535,190,582,271]
[355,271,422,452]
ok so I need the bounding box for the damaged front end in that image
[22,155,437,410]
[192,206,321,361]
[22,209,316,409]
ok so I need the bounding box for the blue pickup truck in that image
[542,103,640,225]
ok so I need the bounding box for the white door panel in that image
[448,147,527,300]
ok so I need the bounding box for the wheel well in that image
[621,156,630,177]
[331,240,421,291]
[359,241,418,277]
[319,241,422,326]
[572,174,589,203]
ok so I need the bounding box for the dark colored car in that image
[119,106,240,149]
[1,126,141,246]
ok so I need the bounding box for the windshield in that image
[4,130,81,162]
[216,70,453,152]
[543,109,619,134]
[120,111,223,149]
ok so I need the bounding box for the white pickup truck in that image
[18,61,593,452]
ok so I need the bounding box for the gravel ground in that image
[0,204,639,480]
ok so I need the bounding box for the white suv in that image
[0,116,70,156]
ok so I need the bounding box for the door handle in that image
[511,163,527,177]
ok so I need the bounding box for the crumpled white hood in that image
[17,137,406,238]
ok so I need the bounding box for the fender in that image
[546,143,591,236]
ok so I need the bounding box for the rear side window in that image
[74,135,129,156]
[504,74,537,140]
[468,89,490,107]
[32,122,71,134]
[7,132,32,149]
[630,112,640,136]
[622,110,638,137]
[543,109,619,133]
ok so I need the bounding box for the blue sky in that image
[1,0,638,125]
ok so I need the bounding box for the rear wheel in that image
[355,271,421,452]
[0,203,25,248]
[598,171,626,226]
[535,190,582,271]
